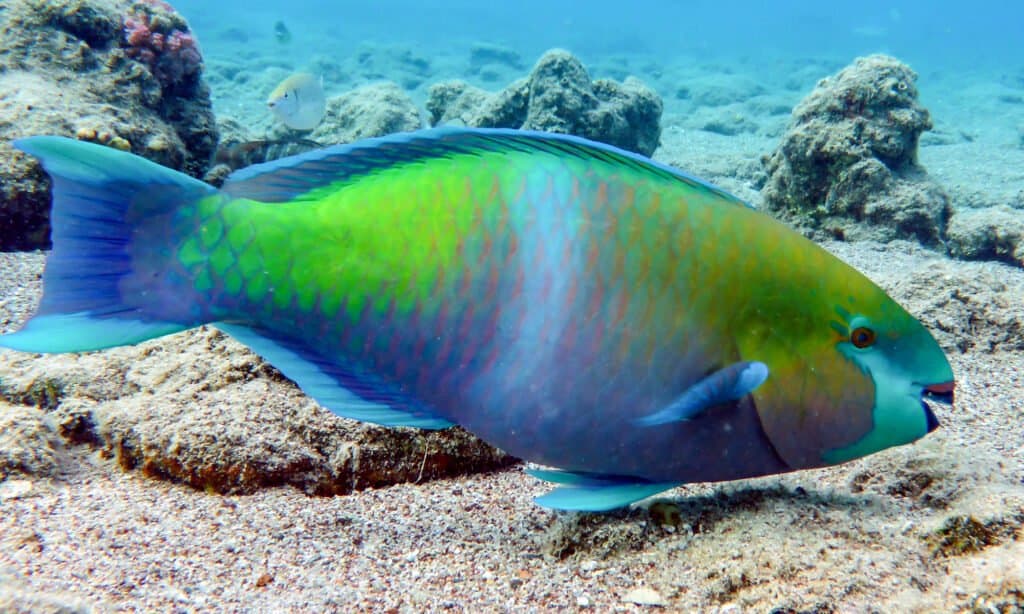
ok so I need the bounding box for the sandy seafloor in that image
[2,25,1024,613]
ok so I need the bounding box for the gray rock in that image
[522,49,599,135]
[426,80,498,126]
[311,82,423,144]
[0,0,218,251]
[761,54,950,247]
[206,83,423,182]
[946,206,1024,268]
[0,327,515,495]
[426,78,531,129]
[0,402,60,479]
[426,49,663,156]
[701,112,760,136]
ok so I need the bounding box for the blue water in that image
[173,0,1024,74]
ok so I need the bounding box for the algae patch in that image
[928,514,1022,558]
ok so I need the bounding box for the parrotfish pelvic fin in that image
[527,469,682,512]
[635,361,770,426]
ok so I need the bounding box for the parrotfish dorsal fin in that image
[220,127,752,207]
[635,361,770,426]
[215,323,454,430]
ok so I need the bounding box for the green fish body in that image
[0,129,955,511]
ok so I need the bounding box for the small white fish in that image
[267,73,325,131]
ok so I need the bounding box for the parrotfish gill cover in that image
[0,128,955,512]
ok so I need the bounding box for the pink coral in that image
[121,0,202,91]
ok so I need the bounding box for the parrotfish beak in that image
[921,381,955,433]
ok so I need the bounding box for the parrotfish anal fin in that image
[215,324,454,430]
[221,127,750,207]
[635,361,769,426]
[526,469,681,512]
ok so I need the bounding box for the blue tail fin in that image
[0,137,217,353]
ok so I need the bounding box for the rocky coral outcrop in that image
[426,78,531,130]
[760,55,950,246]
[310,81,423,144]
[0,0,218,250]
[945,206,1024,269]
[427,49,663,156]
[0,327,516,495]
[0,402,61,480]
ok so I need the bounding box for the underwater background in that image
[201,0,1021,136]
[0,0,1023,611]
[176,0,1024,67]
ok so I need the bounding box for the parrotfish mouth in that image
[920,381,955,433]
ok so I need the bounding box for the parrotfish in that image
[0,129,955,511]
[267,72,325,131]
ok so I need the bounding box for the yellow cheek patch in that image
[740,326,876,470]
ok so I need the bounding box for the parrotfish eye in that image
[850,326,876,348]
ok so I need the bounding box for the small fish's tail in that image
[0,136,218,353]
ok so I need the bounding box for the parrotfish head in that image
[819,301,954,464]
[738,247,955,472]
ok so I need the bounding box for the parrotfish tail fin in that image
[0,136,218,353]
[526,468,682,512]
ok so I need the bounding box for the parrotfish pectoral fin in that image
[635,361,769,426]
[215,324,454,430]
[0,137,217,353]
[526,469,681,512]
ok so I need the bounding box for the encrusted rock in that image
[426,78,530,129]
[0,402,60,479]
[0,327,515,495]
[427,49,662,156]
[0,0,218,250]
[310,81,423,144]
[946,206,1024,268]
[761,54,950,246]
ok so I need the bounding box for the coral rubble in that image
[0,327,516,495]
[946,206,1024,268]
[0,0,217,250]
[760,55,950,246]
[310,82,423,144]
[122,0,203,93]
[427,49,663,156]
